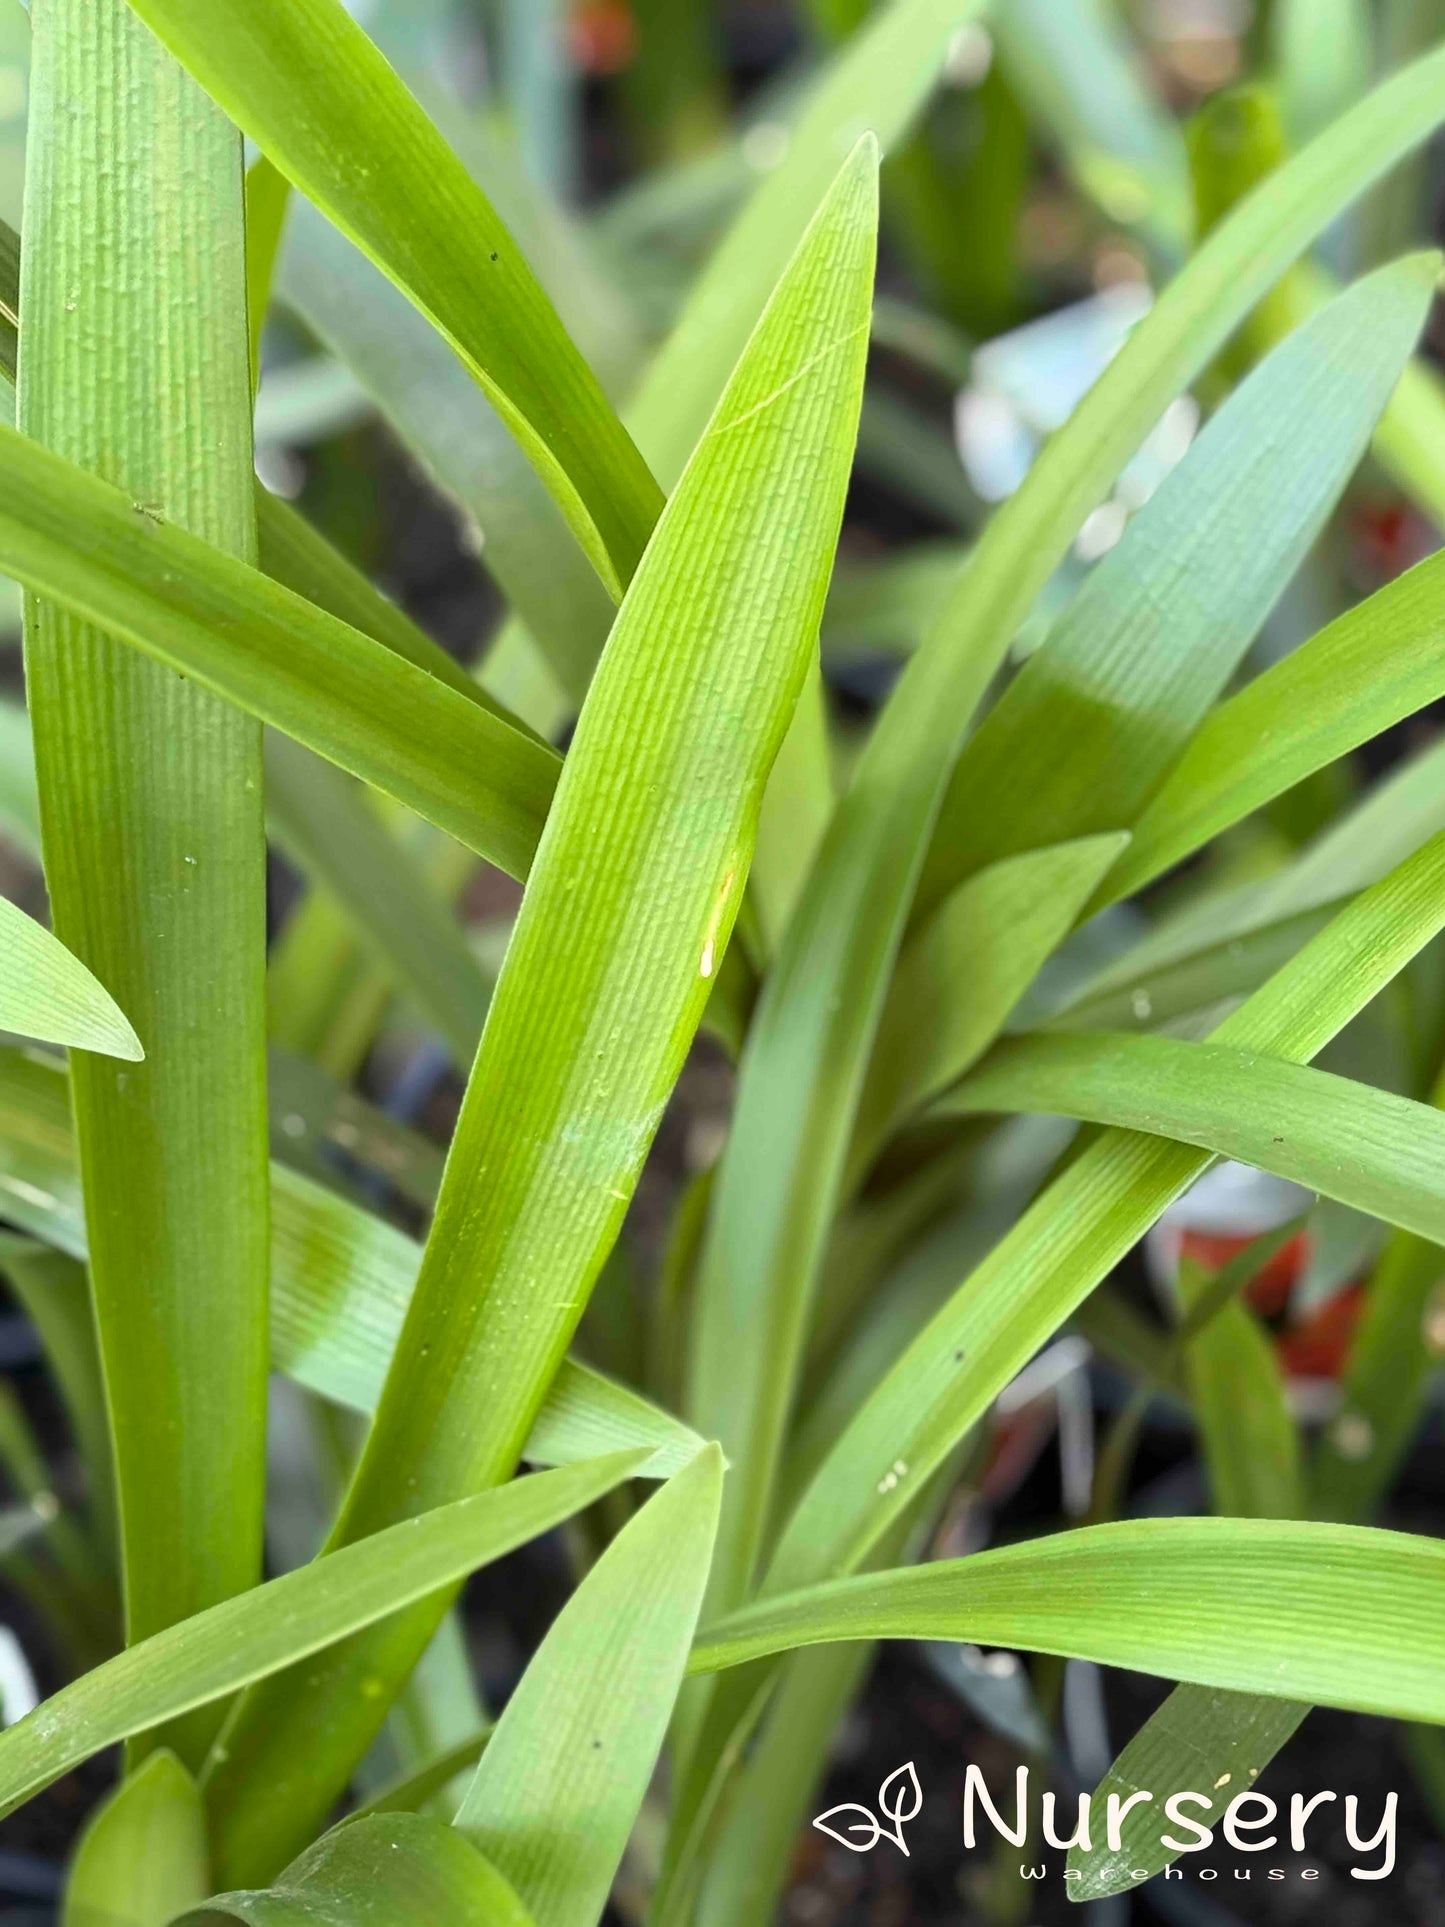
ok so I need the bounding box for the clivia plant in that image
[0,0,1444,1921]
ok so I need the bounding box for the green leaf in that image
[1066,1687,1310,1900]
[0,1044,708,1480]
[1276,0,1372,144]
[0,418,561,881]
[62,1750,208,1927]
[1104,546,1445,905]
[348,1729,493,1825]
[1312,1050,1445,1523]
[764,827,1445,1596]
[938,1028,1445,1245]
[680,45,1445,1646]
[1051,734,1445,1033]
[0,896,142,1062]
[455,1446,723,1927]
[914,252,1439,916]
[275,200,613,708]
[125,0,661,600]
[244,155,291,386]
[849,833,1128,1175]
[0,1236,115,1556]
[627,0,985,482]
[0,1453,646,1823]
[204,140,878,1886]
[1178,1257,1302,1521]
[22,0,268,1759]
[689,1518,1445,1728]
[0,696,40,859]
[180,1815,535,1927]
[262,739,490,1067]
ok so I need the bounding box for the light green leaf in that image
[1052,734,1445,1033]
[0,896,142,1062]
[0,1453,646,1823]
[1067,1687,1309,1899]
[0,697,40,859]
[22,0,268,1763]
[125,0,661,599]
[455,1446,723,1927]
[850,833,1129,1175]
[275,200,613,708]
[938,1028,1445,1245]
[1276,0,1373,145]
[1104,546,1445,905]
[689,1518,1445,1729]
[179,1815,535,1927]
[62,1750,208,1927]
[1178,1257,1302,1522]
[915,251,1439,919]
[765,827,1445,1595]
[0,1043,708,1480]
[263,739,490,1067]
[244,155,291,385]
[681,44,1445,1646]
[202,141,878,1887]
[0,417,560,878]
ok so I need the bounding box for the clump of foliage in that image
[0,0,1444,1922]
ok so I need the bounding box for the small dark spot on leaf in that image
[591,1738,602,1750]
[489,251,499,263]
[954,1351,965,1364]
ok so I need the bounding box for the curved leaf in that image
[682,44,1445,1639]
[0,896,142,1062]
[690,1519,1445,1726]
[0,417,561,879]
[0,1453,646,1823]
[764,828,1445,1594]
[203,142,879,1884]
[126,0,661,599]
[0,1044,707,1480]
[455,1447,723,1926]
[62,1750,208,1927]
[179,1815,534,1927]
[940,1028,1445,1245]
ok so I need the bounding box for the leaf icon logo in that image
[813,1761,921,1855]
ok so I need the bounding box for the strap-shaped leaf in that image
[848,833,1128,1176]
[939,1029,1445,1245]
[914,252,1439,915]
[180,1815,535,1927]
[1067,1686,1310,1899]
[688,1519,1445,1728]
[62,1750,208,1927]
[0,1452,646,1823]
[765,827,1445,1595]
[681,47,1445,1635]
[1105,545,1445,904]
[125,0,661,599]
[201,143,879,1886]
[1179,1256,1302,1521]
[0,896,141,1062]
[0,417,560,877]
[455,1446,722,1927]
[0,1045,706,1480]
[1053,733,1445,1032]
[22,0,268,1757]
